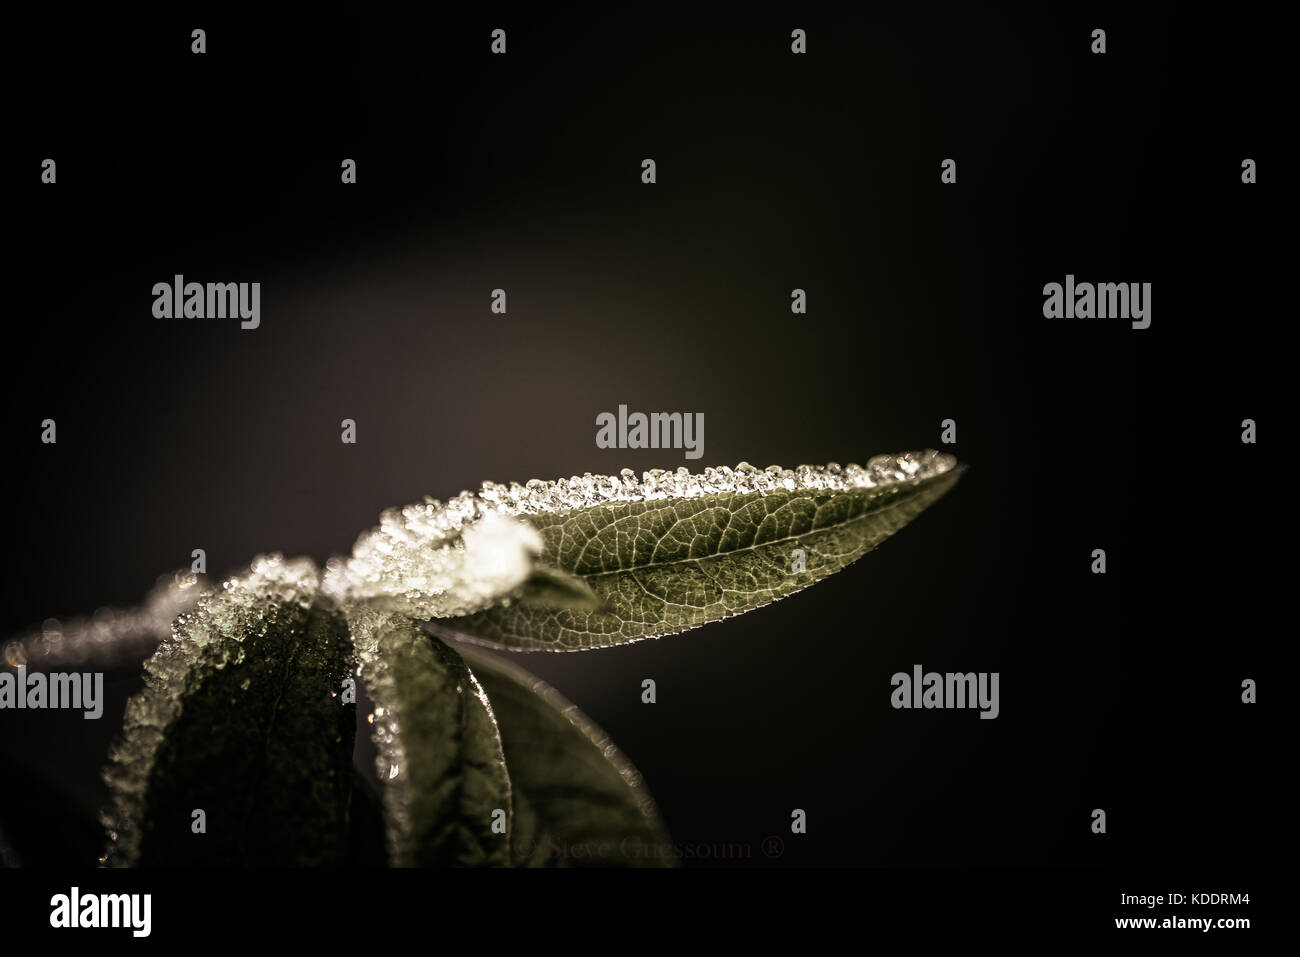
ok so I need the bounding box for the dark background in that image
[1,6,1279,869]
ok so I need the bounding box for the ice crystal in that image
[323,503,543,620]
[476,449,955,516]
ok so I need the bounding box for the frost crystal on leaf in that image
[322,497,543,620]
[345,606,413,858]
[476,449,957,515]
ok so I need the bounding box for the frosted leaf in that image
[347,606,511,866]
[433,450,965,651]
[320,452,953,624]
[2,570,207,672]
[101,554,328,866]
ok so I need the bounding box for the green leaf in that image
[440,451,964,650]
[101,556,356,866]
[457,644,674,867]
[348,608,512,866]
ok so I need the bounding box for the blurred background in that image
[1,6,1278,866]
